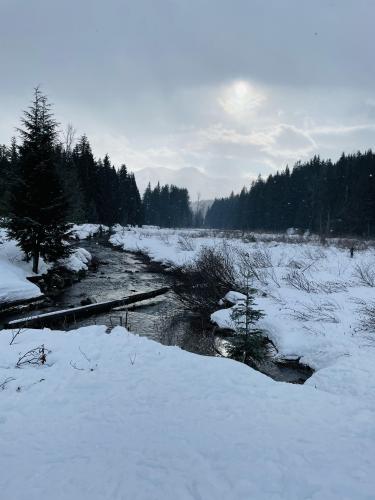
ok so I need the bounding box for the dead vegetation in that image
[354,298,375,335]
[283,270,347,294]
[288,299,340,323]
[16,345,49,368]
[353,262,375,287]
[173,244,238,316]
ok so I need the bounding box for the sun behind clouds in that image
[218,79,266,118]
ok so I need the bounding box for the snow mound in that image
[224,290,246,304]
[60,247,92,272]
[69,224,109,240]
[0,325,373,499]
[0,230,44,304]
[211,307,236,330]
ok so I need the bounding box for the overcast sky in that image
[1,0,374,198]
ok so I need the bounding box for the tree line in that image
[205,151,375,237]
[1,131,143,228]
[0,89,194,272]
[143,182,192,227]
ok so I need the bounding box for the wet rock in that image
[49,274,65,289]
[90,256,100,271]
[80,297,95,306]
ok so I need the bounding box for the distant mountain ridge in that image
[191,199,213,216]
[133,166,248,200]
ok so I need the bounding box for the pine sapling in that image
[227,271,266,365]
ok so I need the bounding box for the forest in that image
[2,90,375,239]
[0,94,193,231]
[205,151,375,237]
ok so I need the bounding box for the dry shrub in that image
[284,270,347,294]
[177,235,196,251]
[233,247,280,288]
[283,270,317,293]
[356,299,375,335]
[173,245,238,316]
[353,262,375,287]
[16,345,49,368]
[158,233,171,245]
[251,248,273,268]
[335,238,368,251]
[288,300,340,323]
[302,247,326,261]
[286,259,305,269]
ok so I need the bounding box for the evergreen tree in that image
[118,164,130,225]
[227,273,265,364]
[72,135,98,222]
[205,150,375,237]
[0,144,11,214]
[57,143,86,223]
[142,182,193,228]
[96,154,119,226]
[127,173,143,226]
[142,182,153,225]
[6,89,71,273]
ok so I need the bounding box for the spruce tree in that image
[227,273,265,365]
[127,173,143,225]
[118,164,130,225]
[142,182,152,225]
[72,135,98,222]
[6,88,71,273]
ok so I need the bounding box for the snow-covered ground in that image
[110,226,375,398]
[0,229,46,303]
[1,225,374,498]
[0,229,91,305]
[0,325,374,500]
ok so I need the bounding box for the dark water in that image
[3,239,313,383]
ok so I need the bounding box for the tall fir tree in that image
[118,164,130,225]
[72,135,98,222]
[127,173,143,225]
[6,89,71,273]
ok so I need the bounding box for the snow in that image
[0,229,45,303]
[224,290,246,304]
[0,229,91,305]
[69,223,109,240]
[0,325,374,500]
[110,226,375,398]
[59,247,92,272]
[110,227,199,267]
[210,307,236,330]
[1,225,375,497]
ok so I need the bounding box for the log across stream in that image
[1,238,313,384]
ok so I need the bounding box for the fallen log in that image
[4,287,170,329]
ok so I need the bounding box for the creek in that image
[2,238,313,384]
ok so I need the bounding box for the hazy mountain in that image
[191,199,213,216]
[133,166,249,200]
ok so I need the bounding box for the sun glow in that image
[219,80,266,118]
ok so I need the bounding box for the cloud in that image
[262,124,317,159]
[1,0,375,198]
[309,123,375,157]
[218,80,266,119]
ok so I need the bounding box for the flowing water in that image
[2,239,313,383]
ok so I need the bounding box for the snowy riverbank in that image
[0,325,374,500]
[110,226,375,398]
[0,229,92,305]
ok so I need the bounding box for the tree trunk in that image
[32,241,40,274]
